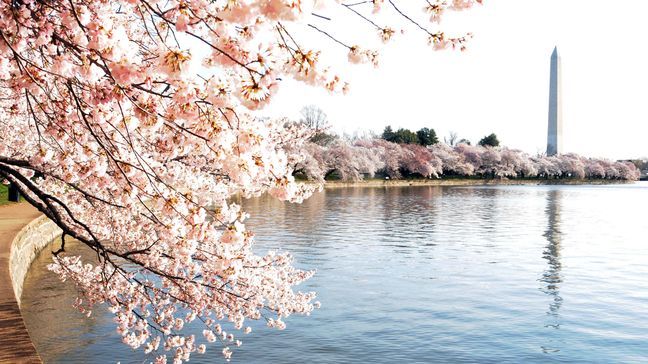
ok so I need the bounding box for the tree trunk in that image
[8,182,20,202]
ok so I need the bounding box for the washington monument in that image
[547,46,562,156]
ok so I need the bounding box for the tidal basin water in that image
[21,183,648,363]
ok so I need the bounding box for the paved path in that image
[0,202,42,363]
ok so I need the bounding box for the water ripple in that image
[20,183,648,363]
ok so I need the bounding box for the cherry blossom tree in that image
[475,146,502,177]
[321,140,364,180]
[516,156,538,178]
[584,159,606,179]
[619,161,641,180]
[496,148,522,178]
[401,143,442,178]
[304,139,386,181]
[295,138,640,182]
[534,156,561,178]
[291,141,328,181]
[352,141,385,178]
[365,138,406,178]
[431,143,475,176]
[557,153,586,179]
[0,0,483,362]
[454,143,483,173]
[600,159,620,179]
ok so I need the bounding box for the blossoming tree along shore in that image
[0,0,481,362]
[293,139,641,181]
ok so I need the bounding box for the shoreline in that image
[0,202,44,363]
[319,178,634,189]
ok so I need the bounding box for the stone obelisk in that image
[547,46,562,156]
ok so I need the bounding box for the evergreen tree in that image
[416,127,439,146]
[382,126,395,142]
[478,133,500,147]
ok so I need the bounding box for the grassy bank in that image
[320,178,634,189]
[0,184,9,206]
[0,184,23,206]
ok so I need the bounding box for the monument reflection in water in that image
[540,189,563,352]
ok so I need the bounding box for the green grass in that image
[0,184,20,206]
[0,184,9,206]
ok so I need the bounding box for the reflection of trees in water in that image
[380,187,442,252]
[540,189,563,353]
[474,187,502,240]
[381,186,442,219]
[238,190,328,240]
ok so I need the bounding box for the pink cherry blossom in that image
[0,1,483,362]
[292,137,640,182]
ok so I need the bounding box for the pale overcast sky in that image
[261,0,648,160]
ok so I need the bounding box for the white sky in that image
[262,0,648,160]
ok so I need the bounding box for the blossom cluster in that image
[292,139,641,181]
[0,0,480,362]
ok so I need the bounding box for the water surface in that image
[22,183,648,363]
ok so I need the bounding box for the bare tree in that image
[300,105,329,132]
[445,131,459,146]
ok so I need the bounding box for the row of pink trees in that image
[293,139,640,181]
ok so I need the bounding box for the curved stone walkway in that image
[0,202,42,363]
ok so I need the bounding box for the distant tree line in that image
[288,139,640,182]
[288,107,640,182]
